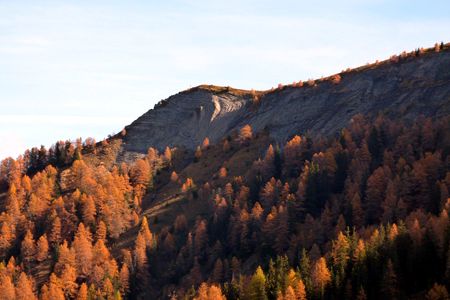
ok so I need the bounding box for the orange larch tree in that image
[76,283,88,300]
[130,159,151,187]
[139,216,154,249]
[95,221,107,241]
[202,137,210,149]
[36,234,49,262]
[21,230,36,268]
[311,257,331,298]
[0,274,16,300]
[119,263,130,295]
[72,223,93,277]
[81,194,96,226]
[15,272,37,300]
[239,124,253,141]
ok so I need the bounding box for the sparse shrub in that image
[239,124,253,141]
[202,137,210,149]
[435,42,440,52]
[223,140,230,152]
[331,74,341,84]
[390,55,399,63]
[170,171,178,182]
[181,178,195,192]
[194,146,202,161]
[219,167,227,178]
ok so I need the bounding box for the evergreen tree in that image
[381,259,398,299]
[249,266,268,300]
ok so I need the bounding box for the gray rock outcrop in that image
[121,49,450,155]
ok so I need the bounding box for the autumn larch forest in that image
[1,45,450,300]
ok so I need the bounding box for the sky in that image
[0,0,449,160]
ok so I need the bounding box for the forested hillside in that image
[0,113,449,299]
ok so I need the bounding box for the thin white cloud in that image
[15,36,50,46]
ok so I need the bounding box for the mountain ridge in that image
[120,45,450,158]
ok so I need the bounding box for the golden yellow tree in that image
[248,266,268,300]
[311,257,331,298]
[294,279,307,300]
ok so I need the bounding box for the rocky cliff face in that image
[121,48,450,155]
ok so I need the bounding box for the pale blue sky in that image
[0,0,449,159]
